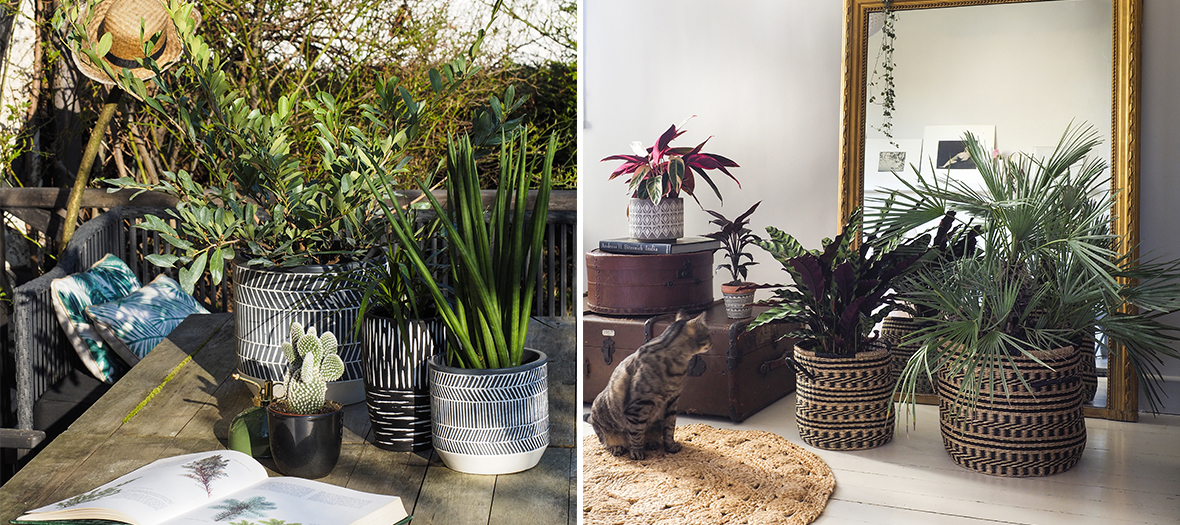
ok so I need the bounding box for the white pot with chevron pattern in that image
[428,348,549,474]
[629,197,684,241]
[233,262,366,405]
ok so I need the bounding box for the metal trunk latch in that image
[601,337,615,364]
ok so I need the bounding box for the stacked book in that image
[597,236,720,255]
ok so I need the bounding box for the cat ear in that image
[690,311,707,325]
[675,309,689,321]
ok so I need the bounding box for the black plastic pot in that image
[267,401,344,478]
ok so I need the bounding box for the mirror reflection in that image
[860,0,1113,409]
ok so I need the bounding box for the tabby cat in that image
[589,310,712,460]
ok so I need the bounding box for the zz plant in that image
[280,322,345,415]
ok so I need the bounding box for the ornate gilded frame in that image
[837,0,1142,421]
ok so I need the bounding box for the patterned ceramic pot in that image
[938,345,1086,477]
[232,262,365,405]
[428,348,549,474]
[720,283,756,319]
[362,314,445,451]
[628,197,684,241]
[793,343,896,450]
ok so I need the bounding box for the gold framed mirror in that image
[837,0,1142,421]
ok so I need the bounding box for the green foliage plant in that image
[751,209,934,357]
[279,322,345,415]
[82,1,528,293]
[377,129,554,369]
[869,123,1180,415]
[704,201,762,286]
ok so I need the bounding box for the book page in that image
[158,477,407,525]
[17,450,269,525]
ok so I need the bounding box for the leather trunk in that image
[585,249,714,315]
[582,300,797,422]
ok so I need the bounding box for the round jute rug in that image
[583,424,836,525]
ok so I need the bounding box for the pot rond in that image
[362,313,445,451]
[628,197,684,241]
[428,348,549,475]
[233,262,365,405]
[267,401,344,479]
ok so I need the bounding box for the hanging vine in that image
[868,1,898,147]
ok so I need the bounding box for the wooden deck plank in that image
[67,314,232,438]
[344,446,431,511]
[489,447,573,525]
[114,316,238,439]
[0,432,106,524]
[409,455,497,525]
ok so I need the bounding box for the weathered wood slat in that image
[489,447,573,525]
[344,446,431,511]
[410,454,497,525]
[0,428,45,449]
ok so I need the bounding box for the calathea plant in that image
[602,120,740,206]
[280,322,345,415]
[751,209,934,357]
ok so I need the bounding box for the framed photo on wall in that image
[863,138,923,198]
[920,125,996,189]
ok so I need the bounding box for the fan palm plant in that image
[868,123,1180,415]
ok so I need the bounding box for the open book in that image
[13,450,410,525]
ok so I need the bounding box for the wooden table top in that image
[0,313,576,525]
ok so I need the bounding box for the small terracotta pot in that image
[721,283,756,319]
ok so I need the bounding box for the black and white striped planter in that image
[362,314,445,451]
[428,348,549,475]
[233,263,365,405]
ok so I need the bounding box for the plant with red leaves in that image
[601,120,739,206]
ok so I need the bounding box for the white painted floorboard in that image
[579,395,1180,524]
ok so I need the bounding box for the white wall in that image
[582,0,1180,414]
[581,0,844,295]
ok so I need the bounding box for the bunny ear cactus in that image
[280,322,346,414]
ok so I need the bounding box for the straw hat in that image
[71,0,197,84]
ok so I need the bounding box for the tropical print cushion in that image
[86,274,210,366]
[50,254,143,383]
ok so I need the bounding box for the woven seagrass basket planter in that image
[880,317,936,395]
[1075,333,1098,403]
[793,344,895,450]
[937,345,1086,477]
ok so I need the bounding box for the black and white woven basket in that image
[428,348,549,474]
[938,345,1086,477]
[880,317,936,395]
[362,314,445,451]
[793,343,896,450]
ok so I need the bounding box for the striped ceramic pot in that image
[428,348,549,474]
[361,314,445,451]
[938,345,1086,477]
[232,263,365,404]
[628,197,684,241]
[793,343,896,450]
